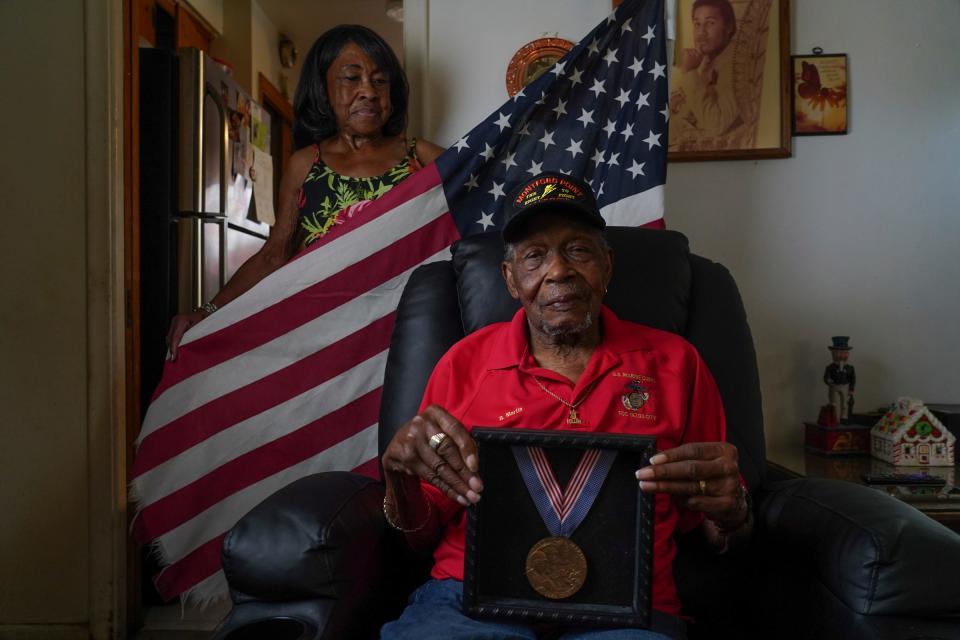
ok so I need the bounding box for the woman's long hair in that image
[292,25,408,149]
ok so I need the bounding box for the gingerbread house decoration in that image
[871,397,956,466]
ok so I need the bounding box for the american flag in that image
[131,0,668,603]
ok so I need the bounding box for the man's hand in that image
[679,47,703,72]
[382,405,484,507]
[635,442,747,530]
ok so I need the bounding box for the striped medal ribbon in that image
[511,445,617,599]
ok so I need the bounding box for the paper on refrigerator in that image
[251,147,276,225]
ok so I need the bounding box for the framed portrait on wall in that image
[667,0,792,161]
[792,53,848,135]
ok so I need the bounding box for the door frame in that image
[88,0,129,638]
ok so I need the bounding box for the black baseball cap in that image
[502,172,606,243]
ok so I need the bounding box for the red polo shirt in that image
[418,305,726,617]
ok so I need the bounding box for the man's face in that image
[502,212,613,341]
[692,5,734,57]
[832,350,850,364]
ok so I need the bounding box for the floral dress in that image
[296,138,423,249]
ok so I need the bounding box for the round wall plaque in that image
[505,37,574,96]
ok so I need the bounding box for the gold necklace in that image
[532,376,600,425]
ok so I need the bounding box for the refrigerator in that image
[139,47,272,411]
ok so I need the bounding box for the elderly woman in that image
[167,25,443,356]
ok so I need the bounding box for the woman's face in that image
[325,41,392,137]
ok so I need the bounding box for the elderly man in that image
[380,173,752,640]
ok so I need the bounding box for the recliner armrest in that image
[756,478,960,617]
[222,471,386,602]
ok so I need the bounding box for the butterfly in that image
[798,61,845,111]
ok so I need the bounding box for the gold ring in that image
[429,432,448,451]
[698,479,708,495]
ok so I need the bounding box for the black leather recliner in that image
[212,229,960,639]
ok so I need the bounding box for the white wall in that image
[406,0,960,455]
[406,0,611,144]
[668,0,960,454]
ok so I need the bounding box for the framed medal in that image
[505,37,575,97]
[464,428,656,628]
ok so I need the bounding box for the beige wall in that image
[0,0,91,626]
[186,0,224,35]
[209,0,283,98]
[210,0,255,93]
[251,0,283,97]
[0,1,124,637]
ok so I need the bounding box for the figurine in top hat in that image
[823,336,856,423]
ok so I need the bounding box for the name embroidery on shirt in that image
[498,406,524,422]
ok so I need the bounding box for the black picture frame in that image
[463,428,656,629]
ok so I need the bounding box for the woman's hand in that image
[165,310,208,361]
[635,442,747,530]
[381,405,484,507]
[163,148,313,363]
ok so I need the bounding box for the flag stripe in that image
[133,316,393,480]
[155,535,225,601]
[600,184,664,226]
[178,167,446,346]
[352,456,381,479]
[133,350,389,505]
[187,569,229,606]
[154,450,379,600]
[151,210,457,397]
[139,388,381,540]
[156,424,379,570]
[138,245,450,444]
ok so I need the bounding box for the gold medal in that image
[524,536,588,599]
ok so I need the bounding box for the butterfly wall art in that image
[792,50,848,135]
